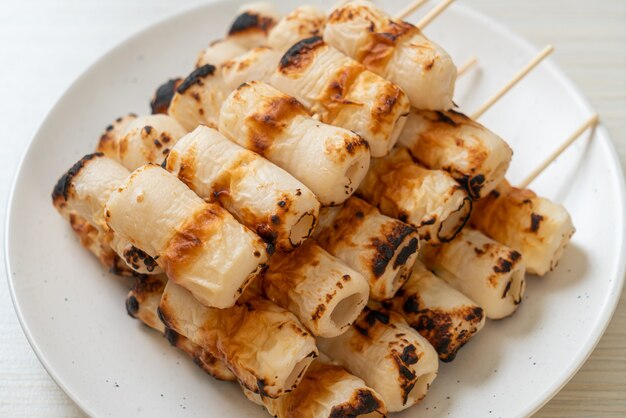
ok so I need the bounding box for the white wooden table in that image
[1,0,624,416]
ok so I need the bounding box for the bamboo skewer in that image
[518,114,600,188]
[457,56,478,77]
[471,45,554,120]
[417,0,455,29]
[395,0,429,20]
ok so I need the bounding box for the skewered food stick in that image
[260,240,370,337]
[267,5,327,53]
[382,260,485,362]
[394,0,428,20]
[150,78,182,115]
[164,125,320,252]
[219,81,371,205]
[398,108,513,199]
[52,153,161,275]
[270,36,410,157]
[315,196,420,300]
[324,0,456,111]
[358,147,472,244]
[519,114,600,188]
[421,228,526,319]
[159,280,318,398]
[196,2,280,67]
[470,180,575,276]
[243,356,387,417]
[125,275,236,381]
[169,47,282,131]
[318,305,439,412]
[97,114,187,170]
[105,164,269,309]
[471,45,554,120]
[457,56,478,77]
[416,0,454,29]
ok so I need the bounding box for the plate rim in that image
[4,1,626,417]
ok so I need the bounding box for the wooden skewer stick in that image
[471,45,554,120]
[395,0,429,20]
[418,0,455,29]
[518,114,600,189]
[457,56,478,77]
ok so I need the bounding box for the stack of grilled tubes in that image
[51,1,577,416]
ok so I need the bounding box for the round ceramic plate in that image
[5,0,626,417]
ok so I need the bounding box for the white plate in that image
[5,0,626,417]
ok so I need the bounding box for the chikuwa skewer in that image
[471,45,554,119]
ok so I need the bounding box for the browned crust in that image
[228,11,276,36]
[151,78,182,114]
[177,65,216,94]
[122,245,159,273]
[126,275,166,318]
[368,77,408,137]
[278,36,326,74]
[51,153,103,209]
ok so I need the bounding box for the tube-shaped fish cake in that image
[318,306,438,412]
[358,147,471,245]
[267,6,327,53]
[96,113,137,157]
[243,357,387,417]
[421,228,526,319]
[97,114,187,170]
[383,261,486,362]
[165,125,320,252]
[169,47,282,131]
[151,78,182,115]
[196,39,248,68]
[315,197,419,300]
[219,81,371,206]
[51,153,161,275]
[471,180,575,276]
[226,2,281,49]
[159,280,318,398]
[125,275,236,381]
[105,164,268,308]
[260,241,369,337]
[325,0,456,110]
[398,109,513,199]
[270,36,410,157]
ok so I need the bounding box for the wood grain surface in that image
[0,0,624,416]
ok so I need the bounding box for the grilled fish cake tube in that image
[471,180,575,276]
[219,81,370,206]
[267,6,327,53]
[165,125,320,252]
[125,275,236,381]
[384,261,486,362]
[97,114,187,170]
[159,280,318,398]
[270,36,410,157]
[52,153,161,275]
[421,228,526,319]
[105,164,268,309]
[243,357,387,417]
[358,148,471,245]
[226,2,281,49]
[398,109,513,199]
[260,240,369,338]
[318,306,439,412]
[150,78,182,115]
[169,47,282,131]
[325,0,456,111]
[315,197,419,300]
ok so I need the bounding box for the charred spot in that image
[371,223,416,277]
[177,65,216,94]
[494,257,514,273]
[125,295,139,317]
[355,211,364,219]
[279,36,324,71]
[468,306,484,321]
[156,307,170,328]
[490,189,501,199]
[295,189,302,196]
[277,200,286,207]
[52,153,103,202]
[257,224,278,244]
[424,59,435,71]
[502,280,512,298]
[254,251,261,257]
[228,11,274,36]
[151,78,182,114]
[394,237,419,269]
[342,274,351,281]
[510,251,522,262]
[143,125,153,135]
[435,111,458,126]
[398,213,408,222]
[421,217,436,226]
[474,247,486,256]
[256,378,269,397]
[105,124,114,132]
[354,324,369,337]
[403,294,420,314]
[365,309,390,326]
[457,174,485,199]
[270,215,281,225]
[163,327,180,346]
[266,242,275,256]
[400,345,419,364]
[312,304,326,321]
[329,389,382,417]
[530,213,544,232]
